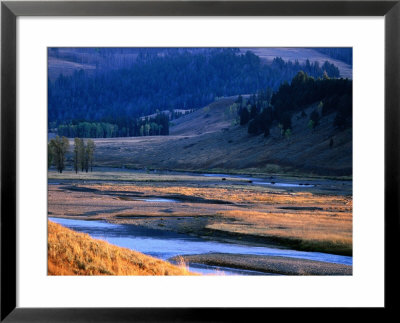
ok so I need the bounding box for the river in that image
[49,217,352,276]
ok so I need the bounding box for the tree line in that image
[55,113,170,138]
[48,136,96,173]
[237,71,352,137]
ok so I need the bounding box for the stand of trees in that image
[73,138,95,173]
[48,136,96,172]
[238,71,352,136]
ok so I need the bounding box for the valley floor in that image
[48,168,352,275]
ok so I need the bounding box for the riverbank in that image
[48,220,195,275]
[170,253,352,276]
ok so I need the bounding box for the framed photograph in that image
[1,0,399,321]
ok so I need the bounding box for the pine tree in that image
[250,104,257,120]
[240,108,250,125]
[248,119,260,135]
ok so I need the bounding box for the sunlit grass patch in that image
[209,208,352,255]
[48,221,197,276]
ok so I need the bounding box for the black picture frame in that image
[1,0,399,321]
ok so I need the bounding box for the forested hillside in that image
[238,71,352,137]
[87,95,352,176]
[48,48,342,136]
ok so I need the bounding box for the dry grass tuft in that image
[48,221,196,276]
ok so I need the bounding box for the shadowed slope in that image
[87,97,351,177]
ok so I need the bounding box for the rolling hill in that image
[86,96,352,177]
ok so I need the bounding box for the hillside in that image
[49,48,342,125]
[48,221,193,275]
[170,97,236,136]
[48,57,97,80]
[244,48,352,79]
[85,96,352,177]
[48,48,140,81]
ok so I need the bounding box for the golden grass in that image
[86,183,351,206]
[48,221,195,276]
[209,209,352,255]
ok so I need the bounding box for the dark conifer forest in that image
[48,48,344,138]
[240,71,352,136]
